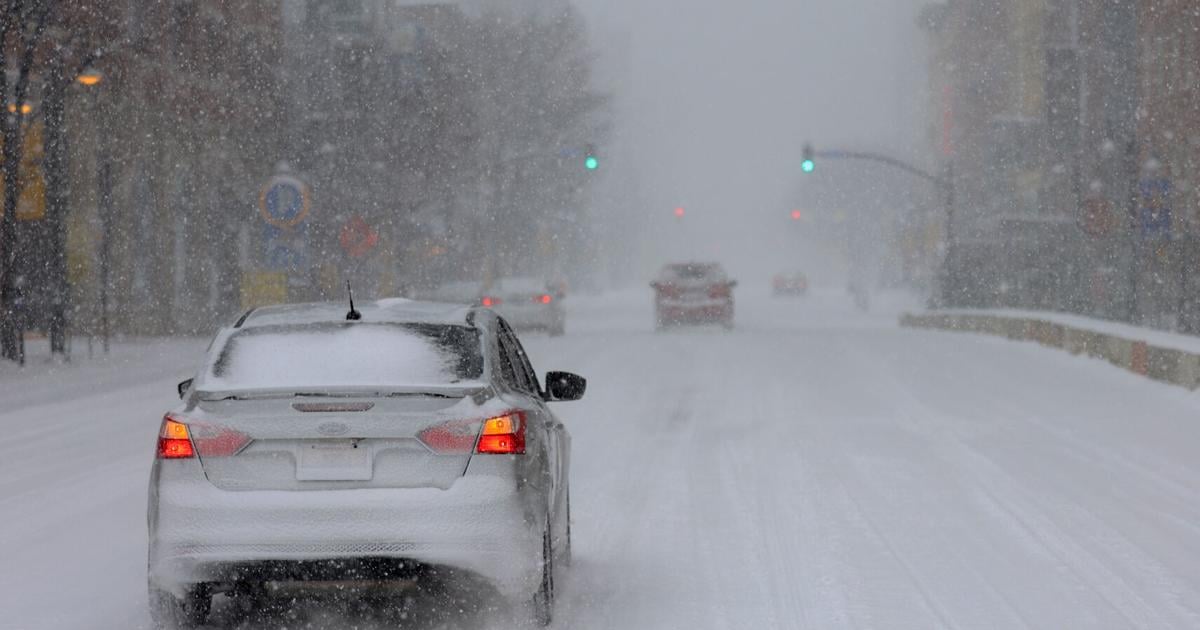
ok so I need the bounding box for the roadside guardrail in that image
[900,312,1200,390]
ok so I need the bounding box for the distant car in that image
[772,272,809,297]
[480,277,567,336]
[147,300,585,628]
[651,262,736,330]
[425,279,484,304]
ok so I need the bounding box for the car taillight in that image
[538,294,552,304]
[156,415,250,459]
[418,419,479,454]
[482,296,500,307]
[190,422,252,457]
[157,417,195,459]
[418,411,527,456]
[476,412,526,454]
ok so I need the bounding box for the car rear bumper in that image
[657,301,732,323]
[148,475,543,600]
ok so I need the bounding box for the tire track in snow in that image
[849,335,1200,628]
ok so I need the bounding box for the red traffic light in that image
[790,210,803,221]
[674,207,686,218]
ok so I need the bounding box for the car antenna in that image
[346,281,362,321]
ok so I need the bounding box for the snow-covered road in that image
[3,288,1200,629]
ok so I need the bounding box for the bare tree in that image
[0,0,51,362]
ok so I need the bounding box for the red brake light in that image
[157,415,250,459]
[482,296,499,307]
[190,422,252,457]
[417,412,527,456]
[476,412,525,454]
[157,417,195,459]
[418,419,479,454]
[539,294,552,304]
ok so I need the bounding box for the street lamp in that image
[75,70,103,87]
[76,69,111,354]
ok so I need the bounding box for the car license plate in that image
[296,441,373,481]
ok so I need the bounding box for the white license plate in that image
[296,441,373,481]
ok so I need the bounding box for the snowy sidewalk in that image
[0,336,207,413]
[903,308,1200,390]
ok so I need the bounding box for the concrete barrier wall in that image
[900,312,1200,391]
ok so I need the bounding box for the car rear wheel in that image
[149,583,211,629]
[528,524,555,626]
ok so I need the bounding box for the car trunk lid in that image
[186,388,500,491]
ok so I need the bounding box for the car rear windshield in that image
[205,323,484,391]
[663,264,724,281]
[494,278,548,295]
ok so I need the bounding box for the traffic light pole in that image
[809,148,958,306]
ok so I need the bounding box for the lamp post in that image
[76,69,110,353]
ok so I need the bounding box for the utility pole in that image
[43,51,69,357]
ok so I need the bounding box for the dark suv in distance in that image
[651,262,737,330]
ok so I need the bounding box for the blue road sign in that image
[262,223,309,273]
[258,175,310,229]
[1139,179,1171,239]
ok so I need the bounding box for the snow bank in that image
[902,309,1200,390]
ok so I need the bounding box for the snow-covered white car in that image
[147,299,585,628]
[480,277,566,336]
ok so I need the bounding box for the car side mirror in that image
[545,371,586,402]
[177,378,194,399]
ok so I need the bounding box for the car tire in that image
[149,583,211,629]
[528,524,555,626]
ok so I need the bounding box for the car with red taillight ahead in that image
[651,262,737,330]
[147,299,584,627]
[772,272,809,297]
[478,277,566,336]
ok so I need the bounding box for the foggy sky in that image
[576,0,930,282]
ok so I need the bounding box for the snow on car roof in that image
[239,299,476,328]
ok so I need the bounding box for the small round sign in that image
[258,175,311,229]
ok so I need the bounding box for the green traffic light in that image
[585,156,599,170]
[801,159,815,173]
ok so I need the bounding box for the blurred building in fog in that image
[282,1,478,299]
[1135,0,1200,329]
[56,1,286,335]
[0,0,603,358]
[920,0,1200,332]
